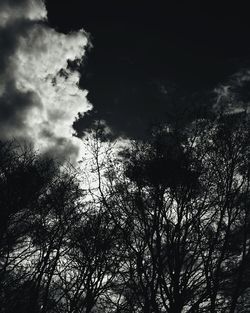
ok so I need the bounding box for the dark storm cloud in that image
[0,15,38,75]
[0,80,41,137]
[46,1,250,139]
[0,25,17,74]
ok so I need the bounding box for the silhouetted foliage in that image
[0,112,249,312]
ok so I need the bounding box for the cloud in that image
[214,69,250,114]
[0,0,46,27]
[0,0,92,163]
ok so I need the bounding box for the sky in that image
[0,0,91,163]
[1,0,250,162]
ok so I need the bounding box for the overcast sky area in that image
[1,0,250,161]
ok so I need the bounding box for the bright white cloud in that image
[0,0,92,163]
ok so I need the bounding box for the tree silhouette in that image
[91,113,250,312]
[0,112,249,312]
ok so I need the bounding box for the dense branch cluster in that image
[0,113,249,313]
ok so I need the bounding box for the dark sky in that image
[45,1,250,139]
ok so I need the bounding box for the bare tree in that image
[89,114,250,312]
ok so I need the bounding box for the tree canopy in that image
[0,113,249,313]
